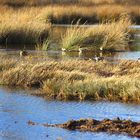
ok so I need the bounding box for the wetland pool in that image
[1,88,140,140]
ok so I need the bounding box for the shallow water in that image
[1,88,140,140]
[0,25,140,62]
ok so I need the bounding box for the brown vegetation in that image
[0,55,139,103]
[61,17,132,51]
[0,6,50,44]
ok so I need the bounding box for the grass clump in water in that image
[0,55,139,103]
[62,16,133,51]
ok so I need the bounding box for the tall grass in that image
[41,4,140,24]
[0,7,50,44]
[0,55,139,103]
[62,17,132,51]
[0,0,140,6]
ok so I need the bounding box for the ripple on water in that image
[0,88,140,140]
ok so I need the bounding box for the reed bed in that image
[0,55,139,103]
[0,0,140,6]
[62,17,132,51]
[41,5,140,24]
[0,6,50,44]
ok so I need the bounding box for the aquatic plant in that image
[62,17,132,51]
[0,7,50,44]
[0,55,139,103]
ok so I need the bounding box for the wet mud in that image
[28,118,140,138]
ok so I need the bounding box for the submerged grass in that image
[0,55,139,103]
[62,17,133,51]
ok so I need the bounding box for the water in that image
[0,25,140,62]
[0,88,140,140]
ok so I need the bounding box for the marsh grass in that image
[0,22,49,44]
[0,55,139,103]
[62,17,132,51]
[41,4,140,25]
[0,7,50,44]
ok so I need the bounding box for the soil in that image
[28,118,140,138]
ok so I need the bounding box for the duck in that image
[90,55,104,62]
[20,50,28,57]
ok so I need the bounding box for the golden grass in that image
[0,6,50,44]
[0,1,139,45]
[62,17,132,51]
[0,0,140,6]
[40,4,140,24]
[0,55,139,103]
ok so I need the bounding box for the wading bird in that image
[90,55,104,62]
[20,50,28,57]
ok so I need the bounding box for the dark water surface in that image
[0,88,140,140]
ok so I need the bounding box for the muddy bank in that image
[28,118,140,138]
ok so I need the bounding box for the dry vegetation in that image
[0,55,139,103]
[44,4,140,24]
[0,6,50,44]
[62,17,132,51]
[0,0,139,45]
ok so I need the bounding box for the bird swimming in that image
[89,55,104,62]
[20,50,28,56]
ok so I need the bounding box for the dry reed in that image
[0,55,139,103]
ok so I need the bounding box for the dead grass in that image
[0,0,140,6]
[62,17,132,51]
[0,55,139,103]
[41,4,140,24]
[0,6,50,44]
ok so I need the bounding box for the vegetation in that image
[0,6,50,44]
[62,17,132,51]
[0,55,139,103]
[0,0,139,45]
[43,5,140,24]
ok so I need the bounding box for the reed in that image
[0,0,140,6]
[62,17,132,51]
[0,55,139,103]
[0,6,50,44]
[41,4,140,24]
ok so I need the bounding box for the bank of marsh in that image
[0,55,139,103]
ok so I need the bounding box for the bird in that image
[20,50,28,57]
[90,55,104,62]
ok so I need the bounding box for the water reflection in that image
[0,88,140,140]
[0,25,140,61]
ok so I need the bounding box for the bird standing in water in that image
[20,50,28,57]
[90,55,104,62]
